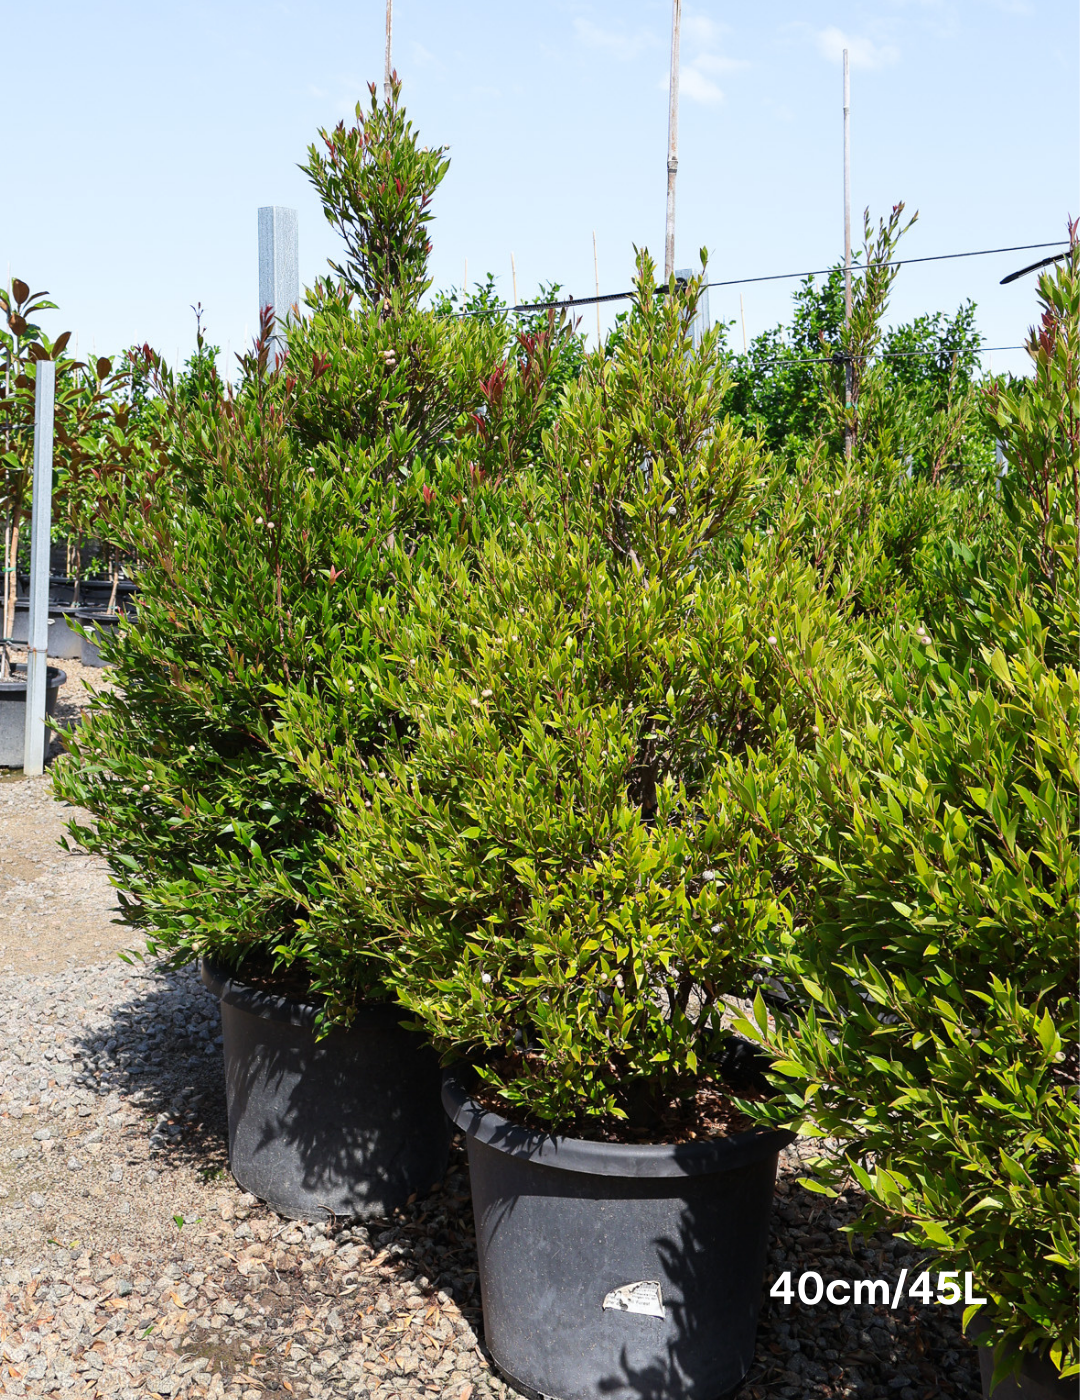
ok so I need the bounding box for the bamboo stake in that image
[384,0,394,104]
[593,232,602,349]
[511,253,518,309]
[664,0,682,282]
[740,294,748,353]
[843,48,853,459]
[463,259,468,302]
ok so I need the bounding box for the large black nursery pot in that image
[15,573,77,606]
[201,959,451,1221]
[0,664,66,767]
[80,578,137,610]
[443,1064,795,1400]
[11,602,83,659]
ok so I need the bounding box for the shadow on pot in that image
[202,958,451,1221]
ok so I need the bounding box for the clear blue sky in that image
[6,2,1077,379]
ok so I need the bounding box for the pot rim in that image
[442,1067,795,1180]
[200,955,407,1032]
[0,665,67,695]
[13,601,78,616]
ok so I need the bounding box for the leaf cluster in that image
[735,240,1079,1385]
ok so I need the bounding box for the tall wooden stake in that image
[24,361,55,777]
[384,0,394,104]
[593,232,602,349]
[664,0,682,282]
[511,253,518,309]
[740,293,748,353]
[843,48,853,459]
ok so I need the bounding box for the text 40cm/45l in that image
[771,1270,987,1308]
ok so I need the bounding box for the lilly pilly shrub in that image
[289,255,865,1129]
[737,238,1079,1386]
[52,86,572,1009]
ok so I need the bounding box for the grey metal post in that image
[23,360,55,776]
[675,269,710,348]
[258,207,299,338]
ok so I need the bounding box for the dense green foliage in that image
[48,78,1077,1382]
[283,256,874,1128]
[724,208,997,485]
[736,244,1079,1385]
[52,88,579,1009]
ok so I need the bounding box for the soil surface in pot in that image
[472,1051,766,1144]
[218,947,387,1006]
[215,948,318,1002]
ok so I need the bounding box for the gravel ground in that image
[0,666,983,1400]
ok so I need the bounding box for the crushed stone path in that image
[0,775,982,1399]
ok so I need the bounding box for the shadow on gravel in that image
[69,959,232,1182]
[67,957,490,1304]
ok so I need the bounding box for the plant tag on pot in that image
[602,1280,665,1318]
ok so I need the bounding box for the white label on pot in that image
[602,1280,665,1318]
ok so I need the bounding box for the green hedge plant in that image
[52,86,575,1014]
[735,237,1079,1387]
[285,254,867,1131]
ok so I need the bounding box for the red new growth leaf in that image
[422,484,436,506]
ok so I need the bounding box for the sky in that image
[5,2,1077,380]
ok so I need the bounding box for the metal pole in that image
[843,49,853,459]
[664,0,682,282]
[258,207,299,339]
[23,360,54,777]
[384,0,394,104]
[593,232,602,349]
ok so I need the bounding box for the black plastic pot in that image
[11,602,83,659]
[79,578,137,609]
[15,573,77,606]
[443,1069,795,1400]
[0,664,66,767]
[969,1319,1077,1399]
[74,608,122,667]
[201,959,451,1221]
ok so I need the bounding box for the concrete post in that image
[258,207,299,338]
[23,360,55,776]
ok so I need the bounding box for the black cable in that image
[750,344,1027,369]
[456,239,1069,318]
[1000,251,1070,285]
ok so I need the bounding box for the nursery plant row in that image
[3,81,1076,1400]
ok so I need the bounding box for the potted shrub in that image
[0,662,66,767]
[733,237,1078,1398]
[53,82,577,1219]
[282,257,877,1398]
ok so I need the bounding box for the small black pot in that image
[74,608,123,668]
[443,1069,794,1400]
[201,959,451,1221]
[0,664,66,767]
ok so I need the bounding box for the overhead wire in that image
[453,239,1070,318]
